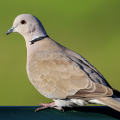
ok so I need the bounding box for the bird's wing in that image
[64,48,111,87]
[63,48,120,112]
[27,52,113,100]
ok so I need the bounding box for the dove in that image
[6,14,120,112]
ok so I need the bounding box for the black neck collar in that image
[30,35,49,45]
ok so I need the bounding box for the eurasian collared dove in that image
[6,14,120,112]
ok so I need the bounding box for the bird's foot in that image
[35,102,64,112]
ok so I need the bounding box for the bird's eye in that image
[21,20,26,24]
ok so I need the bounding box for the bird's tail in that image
[96,96,120,112]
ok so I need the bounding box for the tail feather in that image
[111,86,120,102]
[97,96,120,112]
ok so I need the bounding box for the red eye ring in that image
[21,20,26,24]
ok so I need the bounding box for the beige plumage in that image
[6,14,120,112]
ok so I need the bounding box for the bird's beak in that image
[6,27,14,35]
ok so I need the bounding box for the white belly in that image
[54,99,105,108]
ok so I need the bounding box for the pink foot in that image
[35,102,64,112]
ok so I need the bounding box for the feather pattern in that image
[27,43,113,100]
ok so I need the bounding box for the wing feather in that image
[28,52,113,99]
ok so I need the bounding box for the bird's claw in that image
[35,102,64,112]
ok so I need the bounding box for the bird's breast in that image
[27,52,69,99]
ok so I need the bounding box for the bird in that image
[6,14,120,112]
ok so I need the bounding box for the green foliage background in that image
[0,0,120,105]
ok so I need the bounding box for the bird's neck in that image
[24,34,47,61]
[23,27,47,46]
[24,36,63,63]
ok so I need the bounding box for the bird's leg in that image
[35,102,64,112]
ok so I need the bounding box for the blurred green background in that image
[1,0,120,106]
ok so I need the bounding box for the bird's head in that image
[6,14,47,42]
